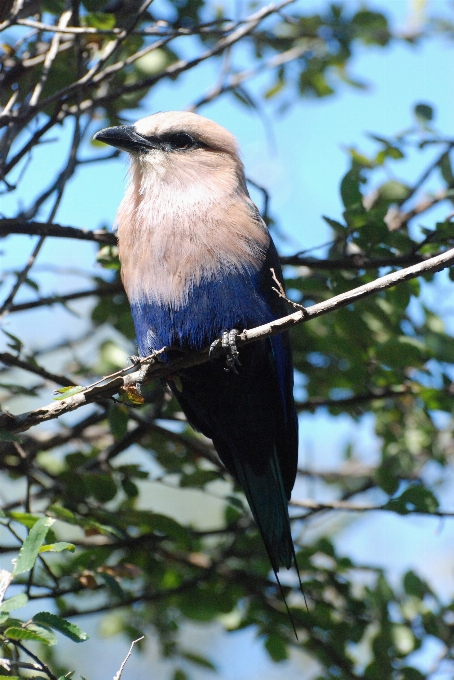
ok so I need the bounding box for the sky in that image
[1,0,454,678]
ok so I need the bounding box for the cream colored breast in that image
[117,153,269,306]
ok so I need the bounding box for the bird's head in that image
[93,111,244,184]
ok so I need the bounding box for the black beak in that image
[93,125,160,153]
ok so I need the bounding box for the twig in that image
[0,352,75,387]
[113,637,144,680]
[28,10,72,108]
[59,0,297,117]
[189,44,309,111]
[279,250,446,269]
[0,220,117,244]
[291,498,454,518]
[270,267,306,310]
[6,281,123,314]
[295,384,412,410]
[2,245,454,434]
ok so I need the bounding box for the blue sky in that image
[2,0,454,677]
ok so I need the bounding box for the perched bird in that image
[94,112,299,581]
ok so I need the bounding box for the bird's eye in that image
[168,133,195,150]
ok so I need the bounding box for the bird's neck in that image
[117,158,269,306]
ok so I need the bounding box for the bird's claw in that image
[222,329,241,374]
[128,351,163,394]
[209,330,241,372]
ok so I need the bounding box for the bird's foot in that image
[209,329,241,374]
[128,351,163,394]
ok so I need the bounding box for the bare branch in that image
[28,10,72,108]
[291,498,454,518]
[0,352,75,387]
[113,637,144,680]
[0,220,117,244]
[295,385,412,411]
[280,250,446,269]
[6,281,123,314]
[2,245,454,434]
[37,0,296,116]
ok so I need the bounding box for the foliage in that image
[1,1,454,679]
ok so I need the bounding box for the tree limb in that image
[2,246,454,435]
[0,220,117,244]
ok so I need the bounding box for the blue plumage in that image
[133,238,298,572]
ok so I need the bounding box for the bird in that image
[94,111,300,585]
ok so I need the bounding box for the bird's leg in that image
[128,351,163,393]
[209,329,241,373]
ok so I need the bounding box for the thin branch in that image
[6,281,123,314]
[0,352,75,387]
[295,385,412,411]
[113,637,144,680]
[14,17,237,36]
[42,0,296,117]
[2,245,454,434]
[189,43,309,111]
[0,220,117,244]
[28,10,72,108]
[291,498,454,518]
[279,250,446,269]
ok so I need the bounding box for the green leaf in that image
[83,11,116,29]
[401,668,425,680]
[385,486,439,515]
[53,385,85,400]
[0,428,21,442]
[181,651,216,670]
[340,168,364,209]
[8,512,41,529]
[439,152,453,185]
[148,513,191,550]
[2,329,23,354]
[39,542,75,554]
[265,634,288,662]
[108,403,129,441]
[180,469,219,488]
[378,180,411,202]
[403,571,430,598]
[414,102,434,125]
[322,215,347,234]
[12,517,55,576]
[33,612,89,642]
[4,624,57,645]
[0,593,28,613]
[173,670,189,680]
[97,245,120,270]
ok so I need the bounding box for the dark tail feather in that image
[232,449,305,636]
[233,448,292,571]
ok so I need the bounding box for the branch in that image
[1,246,454,434]
[2,220,445,272]
[0,352,75,387]
[295,385,411,411]
[50,0,296,117]
[6,281,123,314]
[0,220,117,244]
[113,637,144,680]
[279,250,445,269]
[291,498,454,518]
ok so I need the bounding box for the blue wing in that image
[131,235,298,571]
